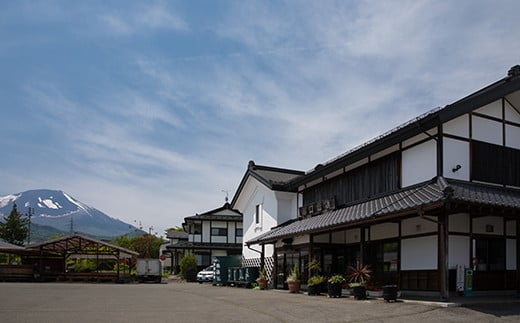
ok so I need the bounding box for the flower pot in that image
[257,279,267,290]
[287,279,300,293]
[382,285,398,302]
[327,282,342,298]
[307,284,321,296]
[352,286,367,300]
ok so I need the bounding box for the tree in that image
[179,253,197,281]
[0,203,29,246]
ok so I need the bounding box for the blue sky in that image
[1,0,519,237]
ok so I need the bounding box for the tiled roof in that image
[446,179,520,208]
[0,239,26,251]
[247,177,520,245]
[165,240,241,250]
[184,202,242,222]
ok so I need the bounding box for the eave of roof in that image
[288,69,520,189]
[247,177,520,245]
[184,202,243,222]
[27,233,139,256]
[230,161,304,207]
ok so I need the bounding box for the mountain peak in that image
[0,189,136,239]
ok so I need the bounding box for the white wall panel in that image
[473,216,504,235]
[505,124,520,149]
[401,236,437,270]
[443,115,469,138]
[331,230,345,244]
[475,99,502,119]
[370,222,399,240]
[449,213,470,233]
[346,228,361,244]
[449,235,470,269]
[401,216,437,236]
[293,235,310,245]
[505,100,520,123]
[401,140,437,187]
[472,116,502,145]
[314,233,329,243]
[443,138,470,180]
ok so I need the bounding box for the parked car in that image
[196,265,214,283]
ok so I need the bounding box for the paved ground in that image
[1,279,519,323]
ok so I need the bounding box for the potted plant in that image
[306,258,325,296]
[256,267,268,290]
[382,284,399,302]
[286,264,300,293]
[347,264,371,300]
[327,274,345,298]
[307,275,326,296]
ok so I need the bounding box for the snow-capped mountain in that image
[0,189,138,238]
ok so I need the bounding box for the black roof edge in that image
[288,67,520,189]
[230,161,304,207]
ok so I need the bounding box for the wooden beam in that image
[438,212,449,300]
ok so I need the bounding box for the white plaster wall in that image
[401,139,437,187]
[212,250,227,257]
[331,230,345,244]
[346,228,361,244]
[449,235,470,269]
[237,176,280,259]
[401,216,437,236]
[506,239,517,270]
[314,233,329,243]
[443,115,469,138]
[505,100,520,123]
[275,191,299,224]
[293,235,310,245]
[401,235,437,270]
[212,236,227,243]
[370,222,399,240]
[402,129,437,148]
[203,222,211,242]
[472,115,502,145]
[449,213,470,233]
[236,176,298,259]
[443,138,470,180]
[505,124,520,149]
[506,220,517,236]
[475,99,502,119]
[473,216,504,235]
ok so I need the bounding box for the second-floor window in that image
[255,204,262,224]
[236,228,243,237]
[211,228,228,236]
[190,223,202,235]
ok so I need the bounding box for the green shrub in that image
[179,253,197,281]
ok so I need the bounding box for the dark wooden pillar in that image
[438,212,449,300]
[360,227,365,265]
[260,244,265,271]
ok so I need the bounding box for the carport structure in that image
[27,233,139,282]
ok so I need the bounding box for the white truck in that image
[136,258,162,283]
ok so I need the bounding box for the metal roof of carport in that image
[27,233,139,258]
[246,177,520,245]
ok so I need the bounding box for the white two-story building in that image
[231,161,304,277]
[246,65,520,299]
[166,202,243,270]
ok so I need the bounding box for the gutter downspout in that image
[247,243,265,270]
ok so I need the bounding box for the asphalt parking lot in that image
[1,280,519,323]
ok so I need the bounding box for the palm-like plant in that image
[346,264,371,286]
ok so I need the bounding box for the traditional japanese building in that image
[166,202,243,270]
[246,65,520,298]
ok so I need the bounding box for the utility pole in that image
[26,207,33,245]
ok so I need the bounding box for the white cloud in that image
[98,2,187,36]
